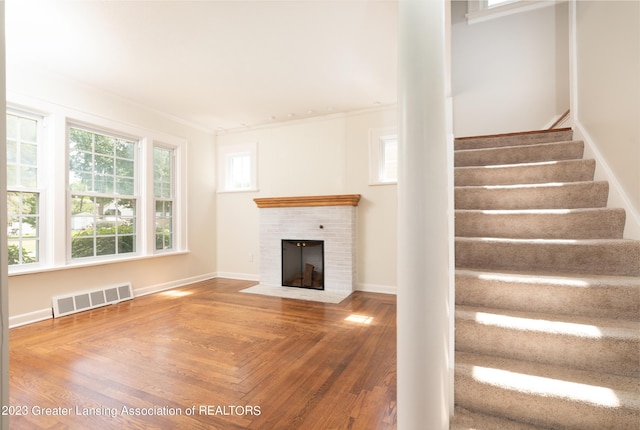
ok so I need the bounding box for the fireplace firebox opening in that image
[281,240,324,290]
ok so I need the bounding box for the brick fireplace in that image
[253,195,361,299]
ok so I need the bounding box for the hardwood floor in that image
[9,279,397,429]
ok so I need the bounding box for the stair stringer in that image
[574,121,640,240]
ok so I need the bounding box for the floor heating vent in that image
[52,283,133,318]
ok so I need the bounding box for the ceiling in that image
[6,0,398,133]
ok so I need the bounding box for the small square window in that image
[218,142,257,192]
[369,128,398,185]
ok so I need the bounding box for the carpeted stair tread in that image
[454,128,573,150]
[456,305,640,376]
[455,158,596,186]
[455,140,584,167]
[452,127,640,429]
[455,180,609,210]
[450,407,552,430]
[455,237,640,276]
[455,208,626,239]
[455,268,640,321]
[455,351,640,430]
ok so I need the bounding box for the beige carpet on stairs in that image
[450,128,640,430]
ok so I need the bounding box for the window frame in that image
[217,142,258,193]
[5,94,190,276]
[369,127,398,186]
[67,123,141,262]
[153,144,175,253]
[6,109,45,270]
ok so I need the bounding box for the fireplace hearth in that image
[282,240,324,290]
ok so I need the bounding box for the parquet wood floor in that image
[8,278,397,429]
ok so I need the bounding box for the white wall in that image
[573,0,640,238]
[451,1,569,136]
[6,63,217,324]
[216,108,398,293]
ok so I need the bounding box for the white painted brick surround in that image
[258,205,357,294]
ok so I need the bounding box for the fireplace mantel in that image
[254,194,361,209]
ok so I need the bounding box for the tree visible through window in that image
[69,127,137,259]
[154,146,173,251]
[6,112,40,266]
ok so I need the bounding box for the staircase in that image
[450,128,640,429]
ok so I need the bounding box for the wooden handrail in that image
[549,109,571,129]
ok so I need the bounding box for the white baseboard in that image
[574,121,640,239]
[9,273,218,328]
[215,272,260,282]
[133,272,218,297]
[9,308,53,328]
[355,283,397,295]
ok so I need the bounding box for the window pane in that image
[69,128,94,152]
[6,166,16,187]
[116,158,134,177]
[118,235,135,254]
[228,153,250,190]
[380,136,398,183]
[94,175,114,193]
[20,118,38,143]
[68,127,137,196]
[7,191,40,265]
[96,236,116,256]
[21,143,37,166]
[20,167,37,188]
[116,177,134,195]
[115,139,135,159]
[70,187,137,259]
[6,140,17,163]
[72,237,95,259]
[153,147,172,198]
[6,115,18,139]
[94,155,114,175]
[94,133,115,155]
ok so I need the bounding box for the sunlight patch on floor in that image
[160,290,193,298]
[345,314,373,324]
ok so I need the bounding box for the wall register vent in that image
[52,283,133,318]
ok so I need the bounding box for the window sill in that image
[217,188,259,194]
[7,250,190,277]
[369,181,397,187]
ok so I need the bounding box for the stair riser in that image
[455,239,640,276]
[455,369,640,430]
[456,319,639,376]
[455,182,609,210]
[455,273,640,321]
[455,159,596,186]
[454,129,574,150]
[455,209,626,239]
[455,141,584,167]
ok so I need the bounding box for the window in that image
[68,126,137,259]
[154,146,174,251]
[369,128,398,185]
[466,0,553,24]
[5,100,187,274]
[6,111,41,266]
[218,142,257,192]
[487,0,517,7]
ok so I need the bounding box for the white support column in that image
[397,0,451,429]
[0,4,9,429]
